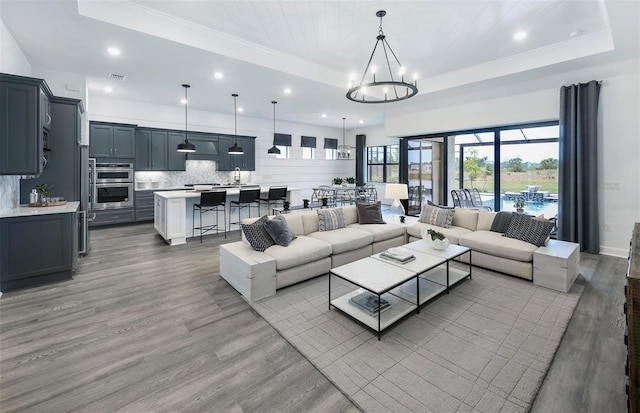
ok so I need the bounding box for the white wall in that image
[89,97,356,200]
[0,18,32,213]
[385,58,640,256]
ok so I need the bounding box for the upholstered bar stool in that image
[258,186,287,214]
[192,190,227,242]
[229,188,261,230]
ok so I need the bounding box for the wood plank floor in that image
[0,224,358,413]
[1,223,628,412]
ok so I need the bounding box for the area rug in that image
[250,264,585,413]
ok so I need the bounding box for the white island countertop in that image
[153,186,294,199]
[0,201,80,219]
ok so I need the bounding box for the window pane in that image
[325,148,337,160]
[275,145,289,159]
[521,125,559,140]
[302,147,314,160]
[385,165,399,183]
[386,145,399,163]
[500,129,525,142]
[475,132,494,143]
[368,165,383,182]
[450,134,480,144]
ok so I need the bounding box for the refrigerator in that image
[20,97,91,258]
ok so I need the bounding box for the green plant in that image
[345,177,356,184]
[514,198,526,209]
[34,183,52,196]
[332,177,343,185]
[427,229,445,241]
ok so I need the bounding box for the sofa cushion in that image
[281,213,305,236]
[301,211,319,235]
[418,204,454,228]
[342,205,358,225]
[264,215,297,247]
[356,201,385,224]
[308,227,373,254]
[348,222,404,242]
[241,215,275,252]
[452,209,479,231]
[459,230,538,262]
[263,236,332,271]
[504,213,555,247]
[477,211,497,231]
[407,222,472,245]
[317,208,346,231]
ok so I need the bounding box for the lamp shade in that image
[384,183,408,200]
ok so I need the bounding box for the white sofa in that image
[220,205,405,301]
[407,208,542,280]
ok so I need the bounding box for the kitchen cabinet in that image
[186,133,218,162]
[0,73,52,175]
[167,132,187,171]
[136,129,168,171]
[0,212,75,292]
[135,190,155,222]
[218,135,256,171]
[90,209,135,226]
[89,122,135,159]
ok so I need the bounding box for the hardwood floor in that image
[0,224,358,413]
[0,223,628,412]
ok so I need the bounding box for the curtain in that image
[356,134,366,186]
[301,136,316,148]
[324,138,338,149]
[273,133,291,146]
[558,80,601,253]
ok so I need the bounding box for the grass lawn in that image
[458,170,558,194]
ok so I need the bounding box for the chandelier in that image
[346,10,418,104]
[337,117,354,160]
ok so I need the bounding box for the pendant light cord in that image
[233,94,238,144]
[184,86,188,138]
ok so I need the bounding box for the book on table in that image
[349,291,390,316]
[380,248,415,264]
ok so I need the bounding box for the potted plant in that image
[332,177,343,186]
[422,228,450,250]
[34,183,52,204]
[514,198,526,213]
[345,177,356,187]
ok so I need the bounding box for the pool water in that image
[499,199,558,218]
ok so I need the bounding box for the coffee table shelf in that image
[330,289,416,331]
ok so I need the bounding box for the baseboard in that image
[600,245,628,258]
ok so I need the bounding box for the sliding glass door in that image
[406,138,444,215]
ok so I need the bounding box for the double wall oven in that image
[90,160,134,210]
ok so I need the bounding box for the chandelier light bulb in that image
[180,98,187,104]
[383,87,389,93]
[370,66,377,74]
[412,72,419,80]
[348,81,353,88]
[398,66,406,75]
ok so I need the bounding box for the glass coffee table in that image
[329,243,471,340]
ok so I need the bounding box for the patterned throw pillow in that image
[264,215,297,247]
[317,208,346,231]
[418,204,455,228]
[241,215,275,251]
[503,213,555,247]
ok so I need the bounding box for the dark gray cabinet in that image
[218,135,255,171]
[136,129,168,171]
[89,122,135,158]
[0,212,75,292]
[0,73,52,175]
[90,209,135,226]
[135,190,155,222]
[167,132,187,170]
[186,133,218,162]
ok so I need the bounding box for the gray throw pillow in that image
[356,201,385,224]
[241,215,275,251]
[264,215,297,247]
[317,208,346,231]
[503,213,555,247]
[418,204,455,228]
[490,211,514,233]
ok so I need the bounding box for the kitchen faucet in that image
[234,167,241,186]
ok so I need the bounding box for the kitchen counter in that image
[153,187,300,246]
[136,185,261,192]
[0,202,80,219]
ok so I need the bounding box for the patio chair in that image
[464,188,492,211]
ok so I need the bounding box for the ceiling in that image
[1,0,638,128]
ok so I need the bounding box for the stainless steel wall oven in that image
[90,162,134,210]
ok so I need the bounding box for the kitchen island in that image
[154,187,300,245]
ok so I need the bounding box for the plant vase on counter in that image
[514,198,526,213]
[345,177,356,187]
[422,228,450,250]
[332,177,343,187]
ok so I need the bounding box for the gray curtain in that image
[558,80,601,253]
[356,134,366,186]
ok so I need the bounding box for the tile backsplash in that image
[0,176,19,213]
[135,160,253,189]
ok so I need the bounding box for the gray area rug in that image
[250,264,585,413]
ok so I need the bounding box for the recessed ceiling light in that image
[213,72,224,79]
[107,47,121,56]
[237,107,244,112]
[284,88,292,94]
[104,86,113,93]
[513,31,527,41]
[359,119,364,124]
[321,113,327,118]
[180,98,187,104]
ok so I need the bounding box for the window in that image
[302,147,315,159]
[324,138,338,160]
[301,136,316,160]
[367,144,399,183]
[275,146,289,159]
[325,149,337,160]
[274,133,292,159]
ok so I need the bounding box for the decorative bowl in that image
[421,228,450,250]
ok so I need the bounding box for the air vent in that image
[108,73,126,81]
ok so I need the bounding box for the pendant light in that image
[176,84,196,153]
[267,100,281,155]
[337,117,353,160]
[228,93,244,155]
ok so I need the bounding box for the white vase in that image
[421,229,450,250]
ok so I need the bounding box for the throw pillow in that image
[490,211,514,233]
[317,208,346,231]
[356,201,385,225]
[503,213,555,247]
[418,204,455,228]
[264,215,297,247]
[241,215,275,252]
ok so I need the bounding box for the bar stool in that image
[192,190,227,242]
[259,186,287,214]
[229,188,261,230]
